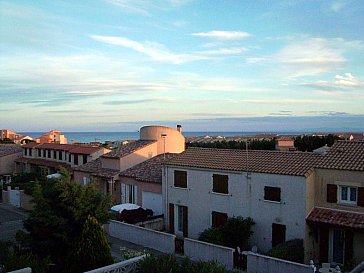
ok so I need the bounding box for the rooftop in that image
[22,143,103,155]
[120,153,179,183]
[102,140,156,159]
[0,144,22,157]
[74,158,120,178]
[163,147,322,177]
[307,207,364,230]
[317,141,364,171]
[15,157,72,171]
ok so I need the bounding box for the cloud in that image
[301,73,363,91]
[103,98,176,105]
[192,31,251,40]
[91,35,248,64]
[330,0,352,12]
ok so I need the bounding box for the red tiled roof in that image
[102,140,156,158]
[163,147,322,177]
[23,143,104,155]
[15,157,72,170]
[317,141,364,171]
[120,153,179,183]
[0,144,22,157]
[306,207,364,230]
[74,158,119,178]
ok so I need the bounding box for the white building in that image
[162,147,321,252]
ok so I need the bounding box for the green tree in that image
[66,215,113,272]
[23,168,112,273]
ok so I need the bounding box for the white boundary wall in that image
[108,220,175,253]
[247,252,315,273]
[184,238,234,270]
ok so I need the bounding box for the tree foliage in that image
[294,134,341,152]
[266,239,304,263]
[66,215,113,272]
[187,139,275,150]
[23,168,112,273]
[199,217,255,250]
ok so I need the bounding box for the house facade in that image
[306,141,364,266]
[0,144,22,183]
[162,148,320,252]
[15,143,109,176]
[73,125,185,203]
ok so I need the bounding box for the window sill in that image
[263,199,281,204]
[173,186,188,190]
[211,191,229,196]
[337,201,357,207]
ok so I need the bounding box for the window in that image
[339,186,357,204]
[43,149,46,157]
[174,170,187,188]
[212,211,228,228]
[212,174,228,194]
[272,223,286,247]
[24,148,27,156]
[68,154,71,162]
[74,154,79,165]
[48,150,51,158]
[83,155,88,164]
[121,183,138,204]
[82,176,90,186]
[38,149,41,157]
[53,150,57,159]
[59,151,62,160]
[29,149,32,157]
[264,186,281,202]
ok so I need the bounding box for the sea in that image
[18,131,299,144]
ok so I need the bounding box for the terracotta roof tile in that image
[306,207,364,229]
[120,153,179,183]
[164,147,322,176]
[15,157,72,171]
[317,141,364,171]
[0,144,22,157]
[102,140,156,158]
[74,158,119,178]
[22,142,39,148]
[25,143,104,155]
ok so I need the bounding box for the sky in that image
[1,0,364,132]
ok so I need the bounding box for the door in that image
[272,223,286,247]
[142,191,162,215]
[175,205,188,237]
[331,229,344,264]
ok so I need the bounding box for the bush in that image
[139,254,236,273]
[199,217,255,250]
[266,239,304,263]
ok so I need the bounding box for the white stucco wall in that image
[163,166,307,252]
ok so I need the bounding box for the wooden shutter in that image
[213,174,228,194]
[327,184,337,203]
[319,227,329,263]
[183,206,188,237]
[174,171,187,188]
[358,187,364,207]
[344,230,354,263]
[272,223,286,247]
[169,203,174,233]
[212,211,228,228]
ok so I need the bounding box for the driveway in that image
[0,203,28,241]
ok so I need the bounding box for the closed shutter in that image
[358,187,364,207]
[344,230,354,263]
[169,203,174,233]
[183,206,188,237]
[212,211,228,228]
[272,223,286,247]
[121,183,126,203]
[327,184,337,203]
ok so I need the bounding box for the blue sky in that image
[1,0,363,132]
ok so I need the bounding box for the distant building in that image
[275,137,296,151]
[15,143,110,176]
[0,129,34,144]
[37,130,67,144]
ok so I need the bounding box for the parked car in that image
[110,203,153,224]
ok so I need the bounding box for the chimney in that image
[177,124,182,133]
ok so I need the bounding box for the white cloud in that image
[302,73,363,90]
[91,35,247,64]
[192,31,251,40]
[330,0,352,12]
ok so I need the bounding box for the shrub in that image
[199,217,255,250]
[139,254,236,273]
[266,239,304,263]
